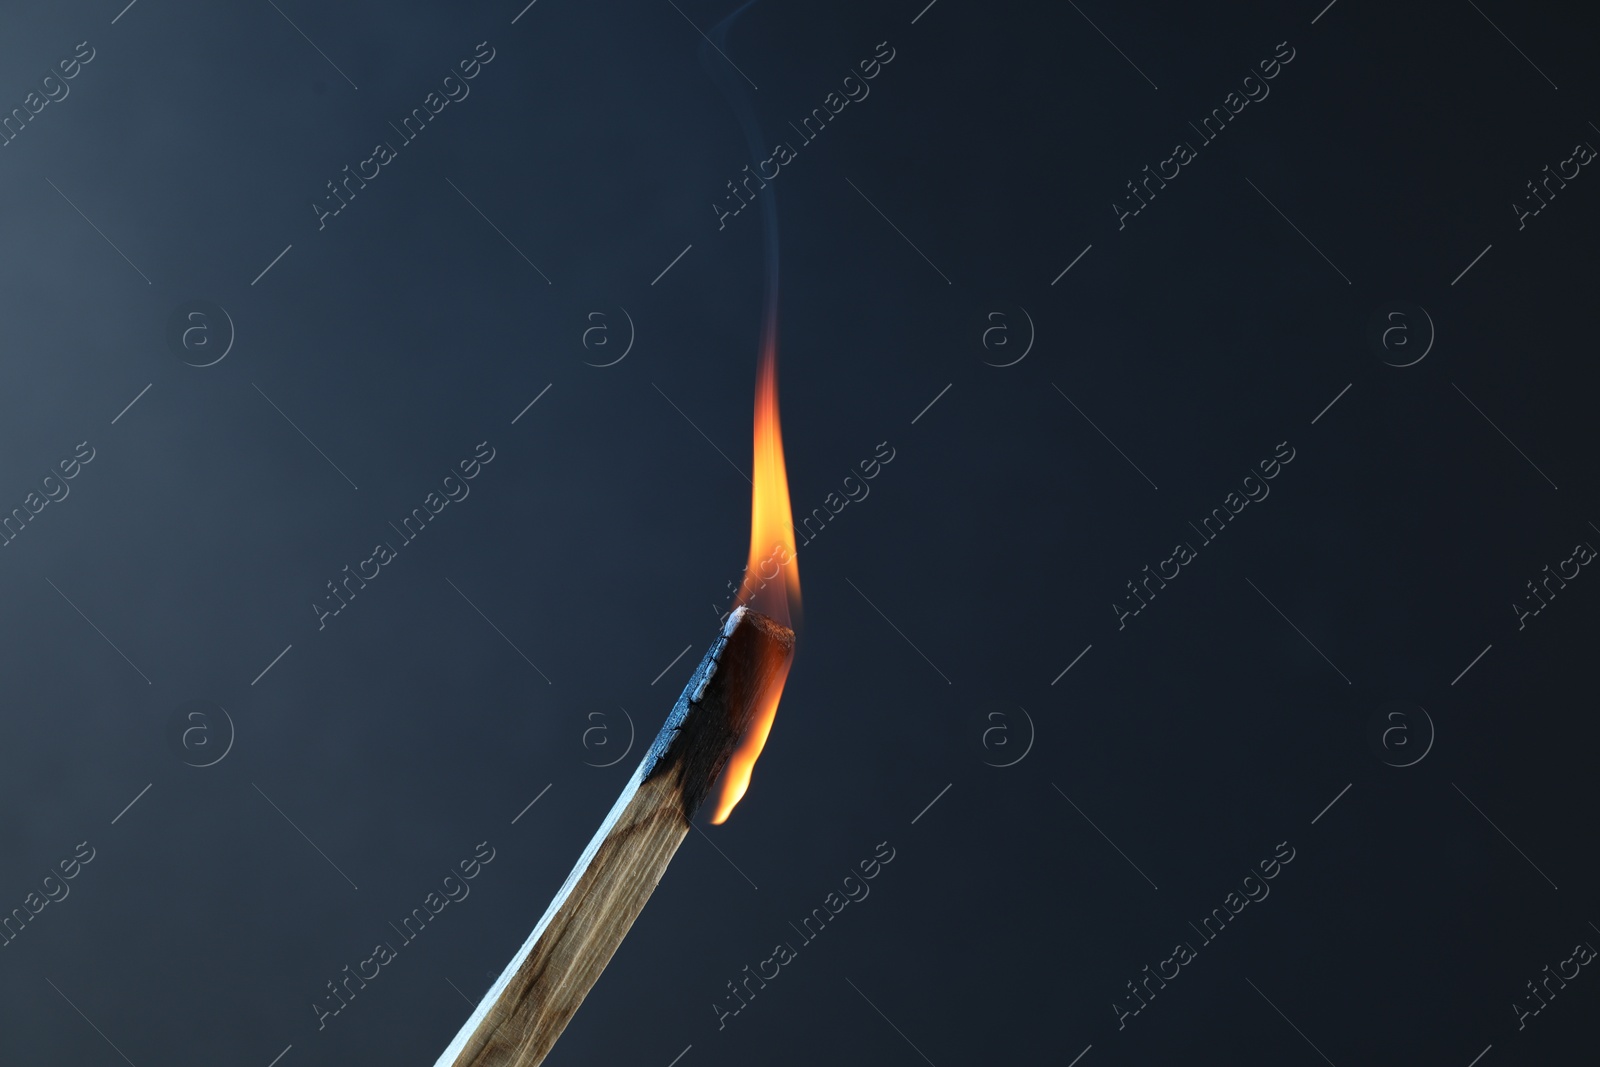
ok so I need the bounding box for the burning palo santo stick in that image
[439,117,801,1060]
[432,605,794,1067]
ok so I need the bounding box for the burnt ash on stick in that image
[434,606,794,1067]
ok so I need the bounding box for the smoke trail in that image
[702,1,780,346]
[700,2,800,630]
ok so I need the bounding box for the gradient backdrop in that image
[1,1,1597,1065]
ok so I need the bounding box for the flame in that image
[709,332,798,824]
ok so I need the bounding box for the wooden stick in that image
[433,606,794,1067]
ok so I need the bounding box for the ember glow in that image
[709,329,798,825]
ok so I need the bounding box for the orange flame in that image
[709,333,798,824]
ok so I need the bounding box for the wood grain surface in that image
[434,607,794,1067]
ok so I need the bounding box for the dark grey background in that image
[1,0,1597,1064]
